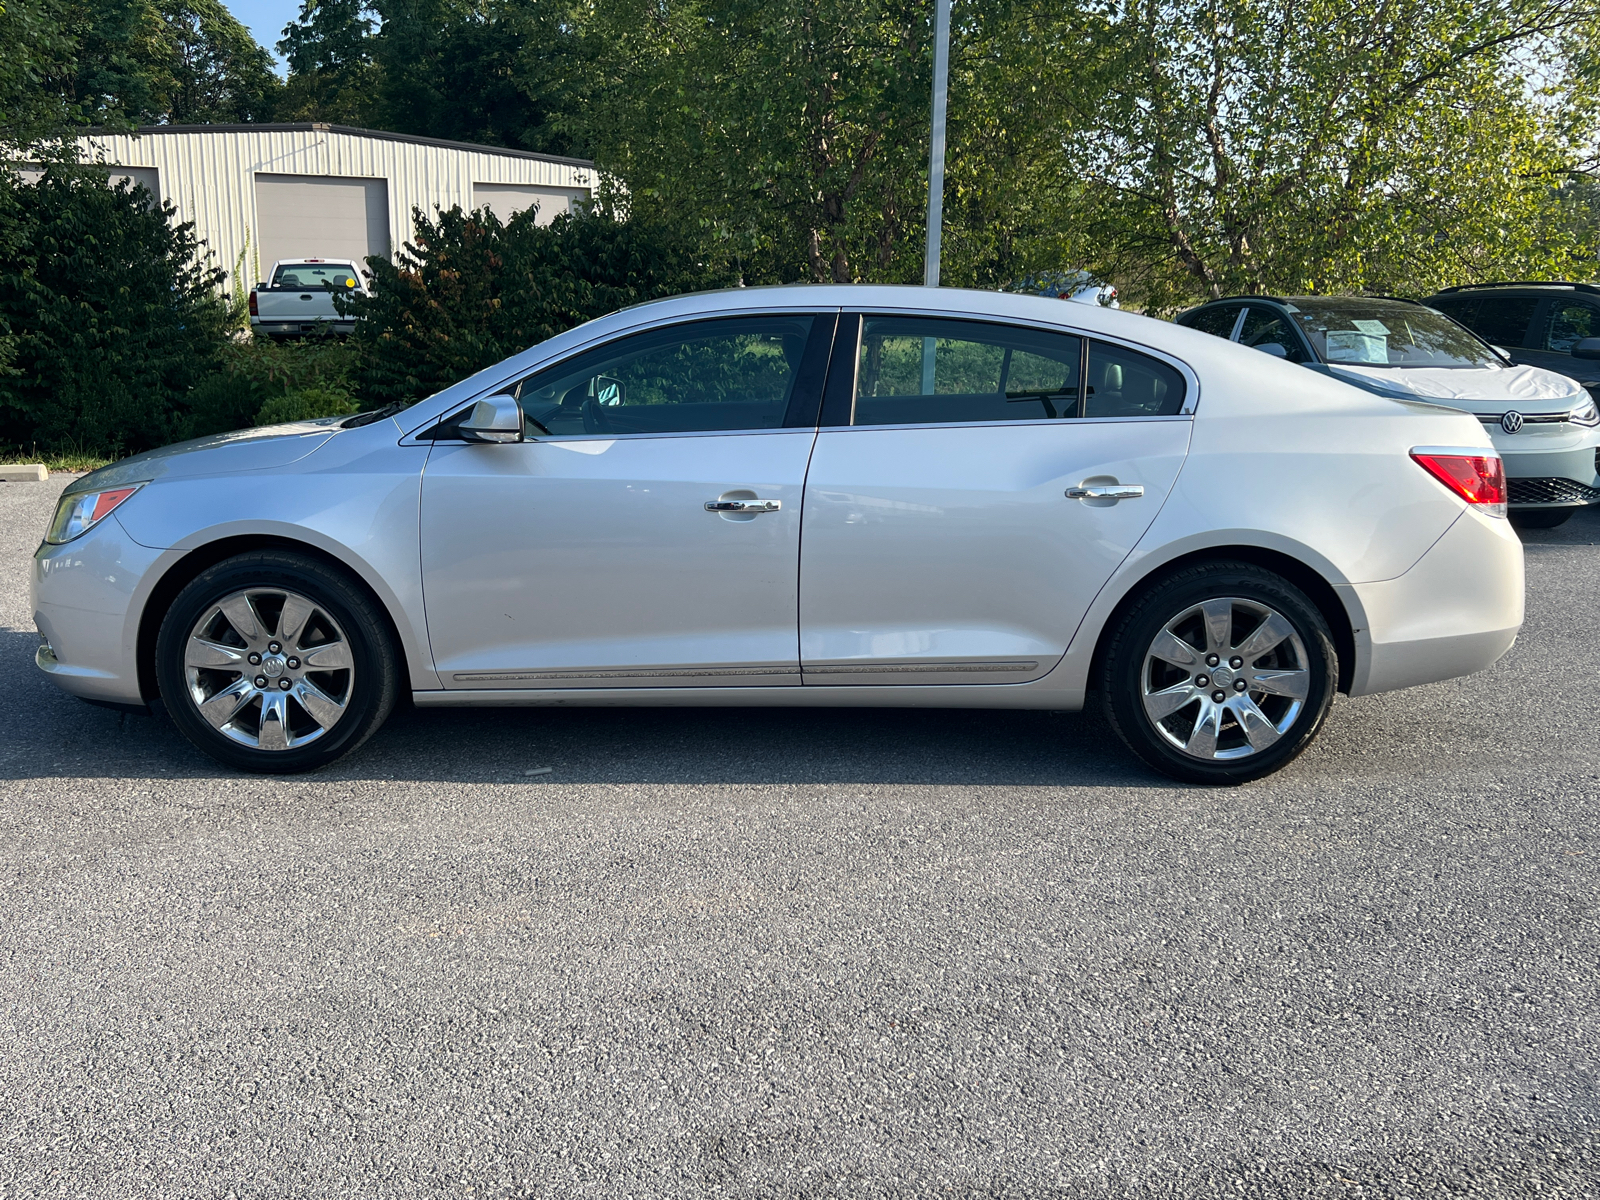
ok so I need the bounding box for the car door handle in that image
[1066,484,1145,500]
[705,499,782,513]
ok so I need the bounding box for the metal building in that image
[75,123,596,292]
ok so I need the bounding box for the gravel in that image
[1,475,1596,1198]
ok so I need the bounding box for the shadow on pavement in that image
[0,627,1160,788]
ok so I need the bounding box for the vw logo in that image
[1500,410,1525,434]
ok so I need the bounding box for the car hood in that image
[63,418,347,496]
[1324,362,1584,409]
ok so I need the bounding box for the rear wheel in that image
[1101,563,1337,785]
[155,550,398,773]
[1509,507,1575,530]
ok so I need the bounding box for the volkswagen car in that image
[1175,294,1600,528]
[33,286,1523,784]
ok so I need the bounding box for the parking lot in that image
[1,474,1596,1197]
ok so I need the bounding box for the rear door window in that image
[1182,304,1245,339]
[853,316,1082,425]
[1544,301,1600,353]
[1085,341,1188,417]
[1453,295,1540,348]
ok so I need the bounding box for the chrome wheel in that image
[1140,596,1310,762]
[182,588,355,751]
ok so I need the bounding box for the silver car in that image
[32,286,1524,784]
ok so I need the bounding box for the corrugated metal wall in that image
[78,126,596,297]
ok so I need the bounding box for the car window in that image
[1238,307,1307,362]
[1288,299,1498,368]
[1182,304,1244,339]
[514,315,816,436]
[1086,341,1188,417]
[1451,295,1539,348]
[271,264,359,290]
[853,316,1082,425]
[1545,302,1600,353]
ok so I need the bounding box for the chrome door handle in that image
[1066,484,1145,500]
[705,499,782,512]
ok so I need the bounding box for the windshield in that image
[271,264,360,290]
[1288,299,1498,369]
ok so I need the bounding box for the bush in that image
[0,166,229,456]
[184,334,359,437]
[255,385,359,425]
[346,206,731,404]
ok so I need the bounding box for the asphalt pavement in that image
[1,475,1596,1198]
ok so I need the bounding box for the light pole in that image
[923,0,951,288]
[920,0,951,394]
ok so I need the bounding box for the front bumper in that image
[33,515,171,706]
[1488,426,1600,508]
[1344,506,1523,697]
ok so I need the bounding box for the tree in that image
[346,204,728,403]
[276,0,378,124]
[1053,0,1600,309]
[580,0,935,284]
[277,0,593,157]
[0,168,228,455]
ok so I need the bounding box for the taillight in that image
[248,289,258,316]
[1410,449,1507,518]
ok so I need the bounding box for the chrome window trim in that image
[1228,307,1250,342]
[845,307,1202,420]
[820,413,1195,434]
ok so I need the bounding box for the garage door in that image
[472,183,590,226]
[255,173,390,273]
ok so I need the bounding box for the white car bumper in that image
[1343,506,1523,697]
[32,515,172,706]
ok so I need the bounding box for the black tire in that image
[1100,562,1337,785]
[155,550,399,773]
[1509,507,1575,530]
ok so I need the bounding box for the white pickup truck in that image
[248,259,369,338]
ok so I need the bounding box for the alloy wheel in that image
[1140,596,1311,761]
[182,588,355,751]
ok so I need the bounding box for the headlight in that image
[45,483,145,544]
[1571,398,1600,427]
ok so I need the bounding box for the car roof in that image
[1429,281,1600,297]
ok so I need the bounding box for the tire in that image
[1509,507,1575,530]
[155,550,399,773]
[1100,562,1338,785]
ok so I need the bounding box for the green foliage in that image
[3,0,281,144]
[1053,0,1600,309]
[0,166,228,456]
[185,334,359,436]
[0,0,84,151]
[276,0,592,157]
[255,384,359,425]
[346,204,730,403]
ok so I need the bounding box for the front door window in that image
[511,315,818,436]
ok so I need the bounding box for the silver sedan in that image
[32,286,1524,783]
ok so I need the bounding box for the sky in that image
[225,0,304,74]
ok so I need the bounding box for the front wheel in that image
[155,550,399,773]
[1101,563,1337,785]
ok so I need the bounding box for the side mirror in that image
[457,394,525,443]
[1573,337,1600,360]
[1254,342,1289,358]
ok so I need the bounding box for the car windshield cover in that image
[1289,299,1497,368]
[271,264,360,290]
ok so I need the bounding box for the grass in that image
[0,449,115,473]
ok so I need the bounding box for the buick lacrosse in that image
[34,286,1523,784]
